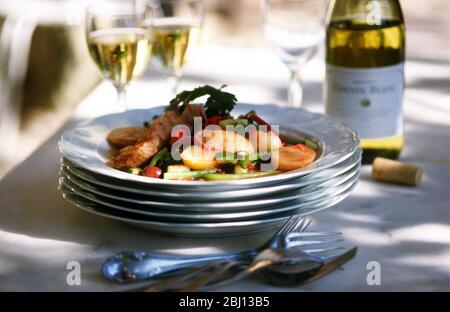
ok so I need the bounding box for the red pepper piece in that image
[205,115,222,126]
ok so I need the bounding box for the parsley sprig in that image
[168,85,237,117]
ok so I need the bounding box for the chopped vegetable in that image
[143,166,162,178]
[163,169,217,180]
[238,158,252,169]
[203,170,281,181]
[149,147,169,166]
[246,114,273,131]
[242,110,256,117]
[246,114,285,145]
[128,167,143,175]
[305,138,319,150]
[234,165,248,174]
[219,118,249,129]
[205,115,222,126]
[167,165,190,173]
[282,134,301,145]
[238,152,261,168]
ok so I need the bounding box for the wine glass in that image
[147,0,203,96]
[261,0,326,107]
[86,0,152,112]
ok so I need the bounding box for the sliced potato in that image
[107,127,147,149]
[271,144,316,171]
[181,145,219,170]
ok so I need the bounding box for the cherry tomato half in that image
[143,165,162,178]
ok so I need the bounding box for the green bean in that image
[305,138,319,150]
[163,169,217,180]
[150,147,169,166]
[203,170,281,181]
[238,152,264,168]
[219,118,249,129]
[282,134,301,145]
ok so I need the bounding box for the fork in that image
[172,238,348,292]
[126,221,343,291]
[147,244,347,292]
[143,228,345,291]
[103,216,325,283]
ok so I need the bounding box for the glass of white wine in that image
[86,0,152,112]
[261,0,326,107]
[148,0,203,96]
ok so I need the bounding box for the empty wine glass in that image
[86,0,152,112]
[147,0,204,97]
[261,0,326,107]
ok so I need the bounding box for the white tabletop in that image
[0,45,449,291]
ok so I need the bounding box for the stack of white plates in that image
[58,104,361,237]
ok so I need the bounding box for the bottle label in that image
[325,63,404,139]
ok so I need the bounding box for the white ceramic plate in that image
[59,104,359,190]
[61,148,361,202]
[60,187,354,237]
[60,171,358,221]
[60,161,359,212]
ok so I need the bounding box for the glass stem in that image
[167,73,181,97]
[288,70,303,108]
[116,85,128,112]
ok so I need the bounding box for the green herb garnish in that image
[168,85,238,117]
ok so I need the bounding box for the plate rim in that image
[61,186,354,228]
[59,171,359,220]
[60,161,360,211]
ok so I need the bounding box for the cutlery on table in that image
[140,229,346,291]
[258,246,358,287]
[103,216,328,282]
[178,246,357,292]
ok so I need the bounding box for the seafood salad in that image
[107,85,318,181]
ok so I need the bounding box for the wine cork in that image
[372,157,423,186]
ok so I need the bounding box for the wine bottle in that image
[325,0,405,164]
